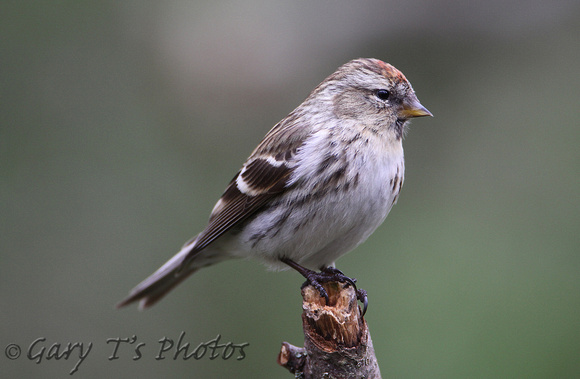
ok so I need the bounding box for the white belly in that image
[225,128,405,270]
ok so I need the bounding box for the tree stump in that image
[278,282,381,378]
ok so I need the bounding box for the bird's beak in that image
[399,96,433,118]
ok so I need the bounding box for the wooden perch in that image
[278,282,381,378]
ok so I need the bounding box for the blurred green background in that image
[1,1,579,378]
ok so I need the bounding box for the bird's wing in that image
[180,115,312,267]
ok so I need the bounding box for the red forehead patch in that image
[375,60,407,82]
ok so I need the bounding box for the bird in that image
[117,58,432,312]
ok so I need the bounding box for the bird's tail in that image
[117,240,207,310]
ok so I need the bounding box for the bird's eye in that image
[376,89,390,101]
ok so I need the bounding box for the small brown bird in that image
[118,58,432,311]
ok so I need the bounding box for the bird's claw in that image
[320,266,358,288]
[300,277,330,304]
[356,288,368,316]
[302,267,368,316]
[281,258,368,317]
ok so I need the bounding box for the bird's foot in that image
[356,288,368,316]
[281,258,368,316]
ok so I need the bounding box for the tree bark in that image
[277,282,381,378]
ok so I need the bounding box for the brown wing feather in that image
[180,158,293,268]
[179,109,313,268]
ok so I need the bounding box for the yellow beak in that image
[399,97,433,118]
